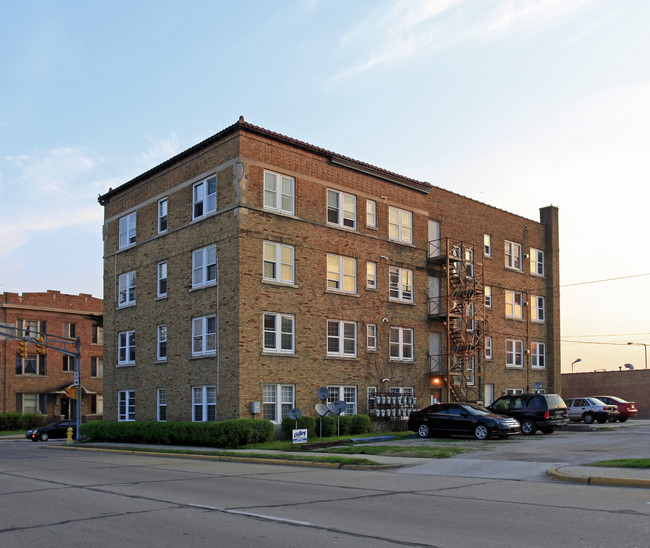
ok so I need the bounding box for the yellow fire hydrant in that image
[66,427,74,443]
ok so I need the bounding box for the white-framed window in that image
[91,357,103,377]
[531,342,546,368]
[192,245,217,288]
[505,290,523,319]
[484,234,492,257]
[366,324,377,351]
[17,393,46,414]
[327,189,356,229]
[263,312,295,354]
[157,388,167,421]
[263,170,295,215]
[118,390,135,422]
[530,248,545,276]
[118,212,136,249]
[263,241,294,284]
[367,386,377,411]
[92,324,103,344]
[531,295,545,323]
[63,322,75,338]
[327,255,356,293]
[192,385,216,421]
[366,261,377,289]
[193,175,217,219]
[389,267,413,302]
[16,354,46,375]
[505,240,522,271]
[506,339,523,367]
[485,285,492,308]
[327,320,357,357]
[118,271,136,307]
[390,327,414,361]
[90,394,103,415]
[118,331,135,365]
[157,261,168,298]
[366,200,377,228]
[263,384,295,423]
[466,356,476,385]
[192,315,216,356]
[158,198,168,233]
[465,248,474,278]
[63,355,74,372]
[327,386,357,415]
[466,302,475,332]
[157,324,167,361]
[388,207,413,244]
[485,336,493,360]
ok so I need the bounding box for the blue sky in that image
[2,0,649,373]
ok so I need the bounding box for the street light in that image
[571,358,582,373]
[627,342,648,370]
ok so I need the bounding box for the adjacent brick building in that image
[0,291,103,420]
[98,117,560,425]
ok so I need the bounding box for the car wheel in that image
[474,425,489,440]
[583,413,595,424]
[521,419,537,435]
[607,416,617,423]
[619,417,628,422]
[40,433,49,441]
[417,424,430,438]
[540,427,555,434]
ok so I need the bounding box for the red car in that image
[592,396,638,422]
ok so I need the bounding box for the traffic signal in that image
[430,375,445,387]
[18,340,28,359]
[34,336,46,355]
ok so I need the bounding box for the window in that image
[484,285,492,308]
[466,303,475,332]
[158,198,168,233]
[192,245,217,288]
[367,324,377,351]
[263,384,295,423]
[366,200,377,227]
[327,386,357,415]
[157,324,167,361]
[263,313,295,353]
[16,354,46,375]
[118,271,136,307]
[465,248,474,278]
[157,261,168,298]
[118,212,136,249]
[390,327,414,361]
[263,170,295,215]
[506,339,523,367]
[368,386,377,412]
[63,322,76,338]
[388,207,413,244]
[327,255,356,293]
[505,240,522,271]
[63,355,74,372]
[263,242,294,284]
[327,189,356,229]
[327,320,357,357]
[531,295,545,323]
[92,324,103,344]
[366,261,377,289]
[193,175,217,219]
[192,385,216,421]
[389,267,413,302]
[91,357,103,377]
[118,390,135,422]
[505,290,523,319]
[192,315,216,356]
[157,388,167,421]
[118,331,135,365]
[484,234,492,257]
[91,394,103,415]
[485,336,493,360]
[17,393,46,414]
[532,342,546,368]
[530,248,545,276]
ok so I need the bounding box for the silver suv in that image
[564,397,619,424]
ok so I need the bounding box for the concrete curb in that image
[547,467,650,489]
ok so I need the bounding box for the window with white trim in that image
[485,336,493,360]
[118,390,135,421]
[192,245,217,288]
[192,315,216,356]
[531,295,545,323]
[484,234,492,257]
[530,248,545,276]
[263,312,295,353]
[327,386,357,415]
[157,261,168,298]
[327,189,356,229]
[193,175,217,219]
[118,271,136,307]
[366,324,377,351]
[158,198,168,233]
[327,255,356,293]
[157,324,167,361]
[118,212,136,249]
[118,331,135,365]
[484,285,492,308]
[506,339,523,367]
[466,303,475,332]
[263,241,294,284]
[531,342,546,368]
[505,240,522,271]
[505,290,523,319]
[157,388,167,421]
[388,207,412,244]
[390,327,414,361]
[327,320,357,357]
[263,384,295,423]
[366,200,377,228]
[91,357,103,377]
[465,248,474,278]
[18,393,46,414]
[16,354,46,375]
[389,267,413,302]
[264,170,295,215]
[192,385,216,421]
[366,261,377,289]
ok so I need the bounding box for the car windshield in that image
[461,404,491,416]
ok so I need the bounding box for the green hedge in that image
[281,414,371,439]
[80,419,274,449]
[0,412,47,431]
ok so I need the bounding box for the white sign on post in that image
[292,429,308,444]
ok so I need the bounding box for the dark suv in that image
[487,393,569,435]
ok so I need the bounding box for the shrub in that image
[0,412,46,431]
[280,416,316,439]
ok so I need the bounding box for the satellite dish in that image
[534,382,543,390]
[328,401,347,415]
[317,387,330,400]
[288,408,302,420]
[315,403,330,416]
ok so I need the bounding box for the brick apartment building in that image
[98,117,560,425]
[0,291,103,420]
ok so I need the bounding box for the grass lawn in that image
[0,430,25,436]
[586,458,650,469]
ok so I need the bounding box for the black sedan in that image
[408,403,521,440]
[26,420,77,442]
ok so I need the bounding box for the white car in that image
[564,397,619,424]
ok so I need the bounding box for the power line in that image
[561,272,650,287]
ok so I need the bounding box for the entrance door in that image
[484,383,495,406]
[428,220,440,258]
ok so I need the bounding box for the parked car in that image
[408,402,521,440]
[487,393,568,435]
[26,420,77,442]
[591,395,638,422]
[564,397,619,424]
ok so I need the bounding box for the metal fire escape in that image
[427,238,486,403]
